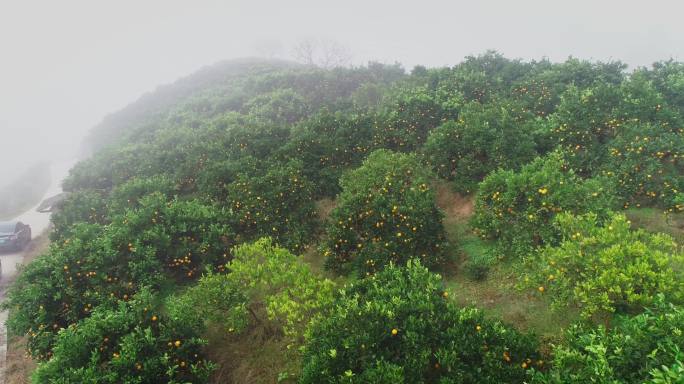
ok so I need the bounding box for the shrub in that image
[225,160,318,251]
[533,300,684,384]
[547,78,681,176]
[423,100,538,193]
[168,238,335,349]
[166,271,248,334]
[647,360,684,384]
[323,150,448,275]
[471,151,615,258]
[4,195,234,358]
[227,238,336,345]
[300,261,540,383]
[51,190,108,241]
[32,289,214,384]
[107,175,176,214]
[372,86,461,152]
[464,250,496,281]
[279,111,375,197]
[245,88,311,125]
[106,193,234,281]
[602,122,684,210]
[523,212,684,319]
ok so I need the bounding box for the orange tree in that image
[244,88,311,125]
[107,174,176,213]
[4,194,234,358]
[322,149,448,276]
[300,261,540,383]
[224,159,317,251]
[601,122,684,211]
[423,100,538,193]
[471,151,615,258]
[639,60,684,117]
[170,238,336,348]
[277,110,375,197]
[32,288,215,383]
[523,213,684,319]
[371,86,461,152]
[546,77,681,177]
[50,190,109,241]
[532,301,684,384]
[509,57,627,119]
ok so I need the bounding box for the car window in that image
[0,222,16,233]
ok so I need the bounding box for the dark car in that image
[0,221,31,252]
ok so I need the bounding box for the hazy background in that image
[1,0,683,188]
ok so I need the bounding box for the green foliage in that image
[245,88,311,124]
[280,110,375,197]
[300,261,540,383]
[5,194,233,358]
[648,360,684,384]
[463,249,496,281]
[225,160,318,251]
[167,238,335,349]
[372,86,461,151]
[51,190,108,241]
[601,122,684,210]
[442,51,533,103]
[472,151,616,257]
[107,175,176,214]
[533,301,684,384]
[323,150,448,275]
[215,114,292,161]
[511,57,626,116]
[524,212,684,319]
[166,271,248,334]
[639,60,684,117]
[227,238,336,344]
[14,54,684,383]
[423,100,538,193]
[107,193,234,280]
[32,288,214,384]
[547,77,681,176]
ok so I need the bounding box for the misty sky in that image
[1,0,683,187]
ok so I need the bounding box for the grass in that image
[4,335,35,384]
[204,318,300,384]
[436,182,579,338]
[625,207,684,245]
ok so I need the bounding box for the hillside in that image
[5,53,684,383]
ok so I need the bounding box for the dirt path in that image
[434,181,475,222]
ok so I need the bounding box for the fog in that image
[1,0,683,188]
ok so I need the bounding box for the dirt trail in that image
[434,182,475,222]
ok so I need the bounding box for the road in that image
[0,159,75,380]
